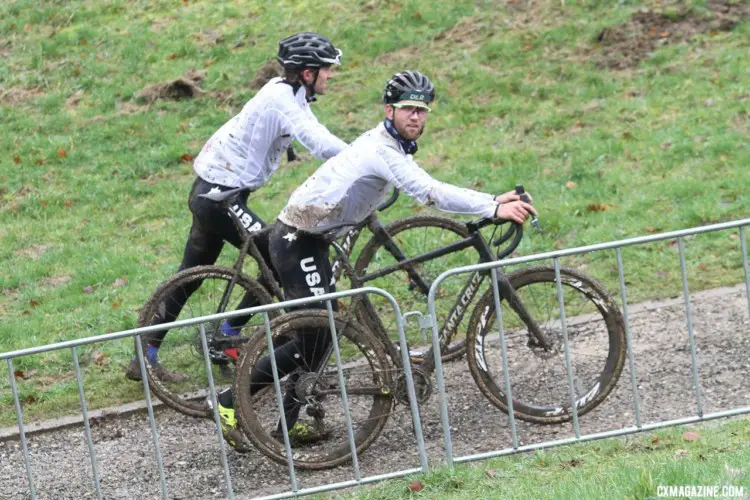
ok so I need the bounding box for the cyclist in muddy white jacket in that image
[125,33,348,398]
[216,70,537,451]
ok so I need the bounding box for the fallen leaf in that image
[83,286,94,294]
[645,227,659,233]
[485,469,498,478]
[40,200,48,208]
[111,299,122,309]
[180,153,194,163]
[36,158,46,165]
[568,121,585,134]
[167,53,178,60]
[22,394,37,404]
[565,181,578,189]
[659,31,671,38]
[651,437,660,444]
[28,300,40,307]
[24,24,31,32]
[22,310,31,315]
[13,156,22,164]
[113,277,128,288]
[14,370,27,379]
[675,449,688,456]
[660,141,672,149]
[91,350,108,366]
[697,263,708,271]
[407,480,424,493]
[683,431,700,441]
[79,39,88,46]
[667,239,678,248]
[64,200,72,208]
[587,203,611,212]
[57,148,68,158]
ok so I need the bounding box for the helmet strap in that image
[302,68,319,102]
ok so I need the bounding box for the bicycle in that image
[133,187,475,417]
[232,188,627,469]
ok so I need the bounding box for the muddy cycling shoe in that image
[217,404,253,453]
[124,357,188,383]
[271,421,332,447]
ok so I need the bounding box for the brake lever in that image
[516,184,541,233]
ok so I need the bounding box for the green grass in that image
[1,0,749,426]
[333,419,750,499]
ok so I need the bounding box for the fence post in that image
[71,347,102,500]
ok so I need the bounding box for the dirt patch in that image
[82,101,144,125]
[0,38,12,58]
[15,244,53,260]
[65,90,84,109]
[38,276,73,288]
[0,87,45,105]
[593,0,750,70]
[250,59,281,90]
[135,69,206,103]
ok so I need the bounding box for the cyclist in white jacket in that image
[215,70,537,452]
[126,33,348,399]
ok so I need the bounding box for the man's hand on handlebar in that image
[494,200,537,225]
[494,189,532,205]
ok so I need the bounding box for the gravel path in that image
[2,285,749,499]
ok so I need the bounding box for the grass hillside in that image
[1,0,748,424]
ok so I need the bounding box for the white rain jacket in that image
[279,122,498,236]
[193,77,347,189]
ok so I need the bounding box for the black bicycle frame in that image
[340,219,547,375]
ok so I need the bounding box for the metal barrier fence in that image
[2,217,749,499]
[2,287,429,500]
[427,218,750,469]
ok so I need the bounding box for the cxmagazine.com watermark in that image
[656,485,745,498]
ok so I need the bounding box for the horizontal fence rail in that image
[2,218,749,499]
[4,287,429,500]
[427,218,750,469]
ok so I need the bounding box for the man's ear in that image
[301,68,314,84]
[385,104,394,120]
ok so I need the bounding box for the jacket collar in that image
[383,119,418,155]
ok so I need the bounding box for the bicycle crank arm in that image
[314,387,392,397]
[212,336,250,350]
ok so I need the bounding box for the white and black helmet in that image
[277,32,342,69]
[383,70,435,106]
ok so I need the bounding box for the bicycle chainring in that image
[395,367,432,405]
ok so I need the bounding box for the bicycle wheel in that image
[135,266,278,418]
[354,215,476,362]
[235,310,394,470]
[466,265,626,424]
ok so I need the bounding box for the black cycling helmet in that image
[383,70,435,109]
[277,32,342,69]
